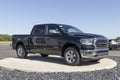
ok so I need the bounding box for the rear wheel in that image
[40,54,49,57]
[64,47,81,66]
[16,45,27,58]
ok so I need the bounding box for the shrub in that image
[0,34,12,41]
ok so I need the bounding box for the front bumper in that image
[80,48,109,59]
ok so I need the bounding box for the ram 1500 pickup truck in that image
[12,24,109,66]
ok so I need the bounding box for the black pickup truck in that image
[12,24,109,66]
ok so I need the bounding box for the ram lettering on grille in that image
[95,40,108,47]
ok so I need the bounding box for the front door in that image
[45,24,63,55]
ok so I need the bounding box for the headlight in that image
[80,38,94,45]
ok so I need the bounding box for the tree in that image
[116,37,120,40]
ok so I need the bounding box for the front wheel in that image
[90,59,100,62]
[64,47,81,66]
[16,45,27,58]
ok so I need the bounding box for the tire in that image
[64,47,81,66]
[90,59,100,62]
[16,45,27,58]
[109,47,112,50]
[109,45,113,50]
[40,54,49,57]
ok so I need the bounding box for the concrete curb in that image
[0,58,117,72]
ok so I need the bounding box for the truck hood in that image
[68,33,107,39]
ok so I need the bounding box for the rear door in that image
[29,25,47,53]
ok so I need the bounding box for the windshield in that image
[59,24,83,34]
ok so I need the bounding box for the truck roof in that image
[34,23,70,27]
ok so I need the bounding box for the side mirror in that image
[49,30,60,34]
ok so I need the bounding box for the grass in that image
[0,41,11,45]
[14,68,22,72]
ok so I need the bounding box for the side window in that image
[48,25,61,34]
[34,25,46,35]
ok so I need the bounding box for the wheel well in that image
[62,43,80,57]
[16,42,24,50]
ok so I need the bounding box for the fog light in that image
[85,52,92,55]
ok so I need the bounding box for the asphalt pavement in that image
[0,44,16,59]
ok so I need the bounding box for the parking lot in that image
[0,44,16,59]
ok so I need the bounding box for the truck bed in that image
[12,34,29,50]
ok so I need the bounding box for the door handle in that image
[47,38,49,40]
[46,37,50,40]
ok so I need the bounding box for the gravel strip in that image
[0,56,120,80]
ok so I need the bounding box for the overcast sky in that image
[0,0,120,39]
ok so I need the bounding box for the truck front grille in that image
[95,39,108,48]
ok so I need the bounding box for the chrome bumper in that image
[80,48,109,59]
